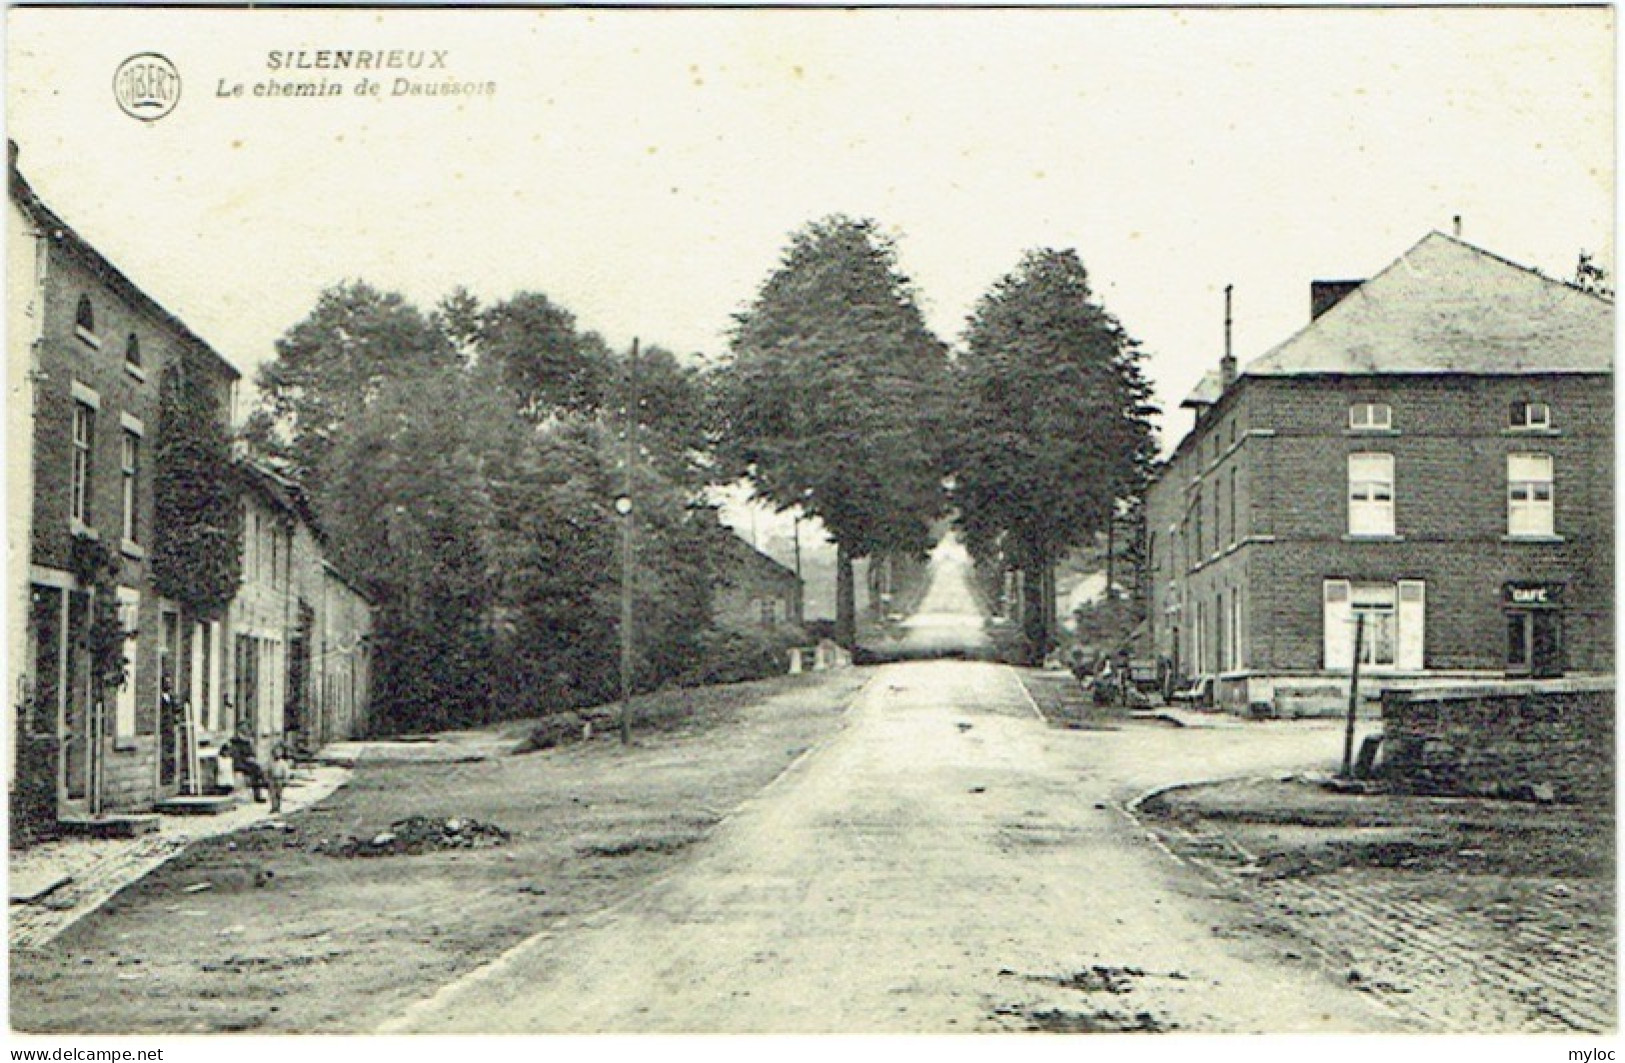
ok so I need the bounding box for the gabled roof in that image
[717,529,798,585]
[1245,232,1612,377]
[1179,369,1223,408]
[9,143,241,382]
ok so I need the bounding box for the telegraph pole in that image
[1341,613,1365,779]
[618,338,639,747]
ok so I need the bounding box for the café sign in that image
[1504,581,1564,608]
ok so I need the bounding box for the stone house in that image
[228,460,374,762]
[1145,232,1613,715]
[711,531,803,633]
[9,147,240,834]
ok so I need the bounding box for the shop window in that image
[1324,579,1424,671]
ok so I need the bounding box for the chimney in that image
[1310,279,1363,320]
[1453,214,1463,239]
[1219,284,1236,390]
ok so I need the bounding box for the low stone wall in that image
[1379,678,1615,805]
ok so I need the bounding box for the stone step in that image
[57,814,161,838]
[153,793,240,815]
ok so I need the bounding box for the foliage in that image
[68,534,127,699]
[676,626,802,687]
[473,291,610,419]
[952,248,1158,654]
[252,281,458,492]
[151,352,242,617]
[714,215,953,643]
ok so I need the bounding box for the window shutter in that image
[1323,579,1353,670]
[1397,580,1426,671]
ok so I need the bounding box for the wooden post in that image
[1341,612,1365,779]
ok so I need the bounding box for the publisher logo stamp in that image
[113,53,181,121]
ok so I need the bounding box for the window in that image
[115,588,140,739]
[1324,579,1425,671]
[74,295,98,345]
[125,334,141,368]
[1192,488,1204,564]
[1510,401,1551,431]
[71,401,95,525]
[1228,468,1238,545]
[1507,453,1554,537]
[1347,453,1395,536]
[1348,402,1392,431]
[121,432,140,544]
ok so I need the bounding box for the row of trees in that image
[247,215,1156,731]
[716,218,1157,658]
[247,283,732,733]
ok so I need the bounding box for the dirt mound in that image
[319,816,511,858]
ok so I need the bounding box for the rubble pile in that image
[319,816,511,858]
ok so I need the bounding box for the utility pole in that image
[1341,612,1365,779]
[618,338,639,747]
[792,513,803,625]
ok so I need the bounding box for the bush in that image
[678,627,805,687]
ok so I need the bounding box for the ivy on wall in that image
[68,533,127,699]
[151,350,242,617]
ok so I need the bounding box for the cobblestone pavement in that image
[1142,810,1616,1033]
[9,766,350,951]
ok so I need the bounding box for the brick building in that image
[9,150,374,839]
[9,149,240,831]
[1146,232,1612,715]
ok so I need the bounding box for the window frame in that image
[74,295,100,348]
[1507,452,1555,538]
[1347,452,1396,537]
[71,400,95,526]
[1509,401,1552,431]
[121,431,140,545]
[1348,402,1393,431]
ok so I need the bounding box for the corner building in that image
[1146,232,1612,715]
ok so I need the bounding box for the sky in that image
[5,6,1614,567]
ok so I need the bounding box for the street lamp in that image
[617,340,639,747]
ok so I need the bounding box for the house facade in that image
[10,150,240,834]
[712,531,804,633]
[1146,233,1613,715]
[9,149,374,840]
[231,460,374,759]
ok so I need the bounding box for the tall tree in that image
[716,216,951,646]
[252,281,457,491]
[476,292,610,419]
[953,248,1158,659]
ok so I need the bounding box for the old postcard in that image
[5,3,1614,1053]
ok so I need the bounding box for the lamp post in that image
[617,339,639,747]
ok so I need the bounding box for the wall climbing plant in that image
[152,350,242,617]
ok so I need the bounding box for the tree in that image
[716,216,952,645]
[475,292,610,420]
[252,281,457,491]
[952,248,1158,659]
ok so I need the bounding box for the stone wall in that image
[1379,679,1614,805]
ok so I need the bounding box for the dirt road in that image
[890,532,991,658]
[387,659,1404,1033]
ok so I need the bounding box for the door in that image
[159,609,182,791]
[1507,609,1564,678]
[61,589,96,814]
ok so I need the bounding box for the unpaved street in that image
[388,658,1403,1033]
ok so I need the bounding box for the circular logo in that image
[113,53,181,122]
